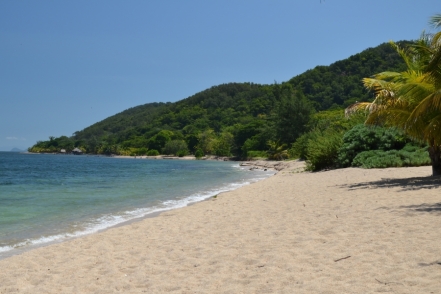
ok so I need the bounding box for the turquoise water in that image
[0,152,273,257]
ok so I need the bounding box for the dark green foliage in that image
[73,102,167,142]
[146,149,159,156]
[274,85,314,144]
[337,125,407,167]
[351,145,430,168]
[176,150,188,157]
[28,136,75,153]
[163,140,188,156]
[194,149,204,159]
[212,132,234,157]
[185,134,199,153]
[136,147,148,156]
[289,109,363,160]
[305,129,343,171]
[289,41,409,110]
[289,132,315,160]
[233,121,267,155]
[148,130,174,152]
[246,150,268,159]
[241,136,261,158]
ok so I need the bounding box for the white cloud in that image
[6,137,26,141]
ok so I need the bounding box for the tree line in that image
[30,33,438,174]
[30,41,408,160]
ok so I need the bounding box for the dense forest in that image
[30,40,430,170]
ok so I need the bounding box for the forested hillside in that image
[29,41,409,158]
[288,41,409,109]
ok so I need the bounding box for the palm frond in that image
[429,14,441,29]
[398,80,434,105]
[389,41,414,70]
[346,20,441,160]
[344,102,372,118]
[409,90,441,120]
[362,77,396,99]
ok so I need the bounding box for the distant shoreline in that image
[25,151,292,171]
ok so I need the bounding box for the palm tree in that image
[267,140,288,160]
[346,17,441,176]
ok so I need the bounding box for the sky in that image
[0,0,439,151]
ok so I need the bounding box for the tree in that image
[274,87,314,145]
[346,18,441,175]
[148,130,174,152]
[163,140,188,156]
[197,129,216,154]
[212,131,234,156]
[267,140,288,160]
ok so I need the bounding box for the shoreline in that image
[0,160,285,261]
[24,151,302,172]
[1,163,440,293]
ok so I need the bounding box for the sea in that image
[0,152,274,259]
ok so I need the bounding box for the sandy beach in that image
[1,162,440,293]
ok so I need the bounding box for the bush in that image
[305,129,343,171]
[176,150,188,157]
[246,150,268,159]
[337,124,407,167]
[212,131,234,157]
[194,149,204,159]
[163,140,188,156]
[147,149,160,156]
[351,145,430,169]
[241,137,260,157]
[136,147,148,156]
[289,131,317,159]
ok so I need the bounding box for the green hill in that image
[29,41,408,157]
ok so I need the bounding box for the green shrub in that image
[352,150,402,168]
[147,149,160,156]
[163,140,188,156]
[194,149,204,159]
[212,131,234,157]
[337,124,407,167]
[176,150,188,157]
[305,129,343,171]
[351,145,430,169]
[136,147,148,156]
[246,150,268,159]
[241,137,260,157]
[289,131,317,159]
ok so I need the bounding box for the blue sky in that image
[0,0,439,151]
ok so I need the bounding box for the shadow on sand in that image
[340,176,441,192]
[398,202,441,213]
[339,175,441,215]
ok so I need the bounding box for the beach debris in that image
[375,279,402,286]
[334,255,351,262]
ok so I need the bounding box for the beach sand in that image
[1,162,440,293]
